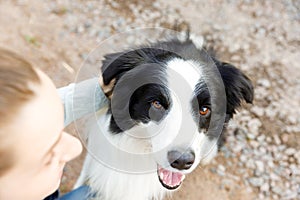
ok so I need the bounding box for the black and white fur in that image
[75,35,254,200]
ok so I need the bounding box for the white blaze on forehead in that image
[149,58,203,167]
[166,58,202,89]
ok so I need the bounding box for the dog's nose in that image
[168,150,195,170]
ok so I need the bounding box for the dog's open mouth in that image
[157,165,185,190]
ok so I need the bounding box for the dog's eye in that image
[152,100,162,109]
[199,106,210,116]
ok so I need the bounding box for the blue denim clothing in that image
[44,186,94,200]
[59,185,94,200]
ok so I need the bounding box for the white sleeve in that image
[57,78,108,127]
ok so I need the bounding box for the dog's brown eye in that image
[199,106,210,116]
[152,101,162,109]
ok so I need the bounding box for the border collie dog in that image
[75,35,254,200]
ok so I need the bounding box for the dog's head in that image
[100,37,253,190]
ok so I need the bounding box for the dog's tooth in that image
[160,172,164,179]
[181,175,186,182]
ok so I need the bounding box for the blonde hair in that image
[0,48,40,175]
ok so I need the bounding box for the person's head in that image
[0,48,82,200]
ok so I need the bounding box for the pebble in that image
[266,136,273,143]
[273,135,281,145]
[270,173,281,181]
[283,191,298,200]
[257,78,271,88]
[281,133,289,143]
[216,165,226,176]
[272,186,283,196]
[257,135,265,143]
[240,154,247,163]
[247,132,256,140]
[247,118,262,136]
[255,160,265,174]
[294,152,300,164]
[260,182,270,192]
[267,160,275,168]
[265,107,277,118]
[249,140,259,148]
[248,177,264,187]
[287,115,298,124]
[246,159,256,169]
[218,165,226,172]
[285,148,296,156]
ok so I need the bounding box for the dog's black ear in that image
[101,50,145,85]
[216,61,254,117]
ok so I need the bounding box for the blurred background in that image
[0,0,299,199]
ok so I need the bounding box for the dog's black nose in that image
[168,150,195,170]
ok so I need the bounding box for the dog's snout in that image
[168,150,195,170]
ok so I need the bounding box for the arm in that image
[58,78,108,127]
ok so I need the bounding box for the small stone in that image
[279,161,289,167]
[272,194,279,200]
[216,165,226,176]
[278,145,287,151]
[249,140,259,148]
[218,165,226,172]
[240,155,247,163]
[270,173,280,181]
[260,182,270,192]
[246,159,256,169]
[257,78,271,88]
[272,186,283,195]
[257,27,267,38]
[220,146,232,158]
[287,115,297,124]
[251,106,264,117]
[247,118,262,136]
[273,135,281,145]
[257,135,266,143]
[258,193,265,200]
[265,107,277,118]
[216,169,226,177]
[266,136,272,143]
[289,157,295,163]
[281,133,289,143]
[254,169,263,176]
[283,191,298,199]
[281,155,289,161]
[248,177,264,187]
[268,160,275,168]
[76,25,85,34]
[255,160,265,174]
[258,146,267,154]
[290,164,300,175]
[285,148,296,156]
[285,182,290,188]
[232,143,244,153]
[294,152,300,164]
[247,132,256,140]
[275,165,285,175]
[227,173,240,181]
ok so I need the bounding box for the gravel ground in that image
[1,0,299,200]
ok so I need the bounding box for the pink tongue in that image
[160,168,183,186]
